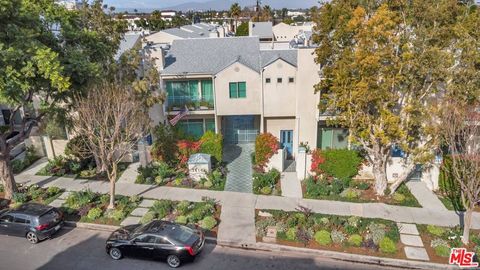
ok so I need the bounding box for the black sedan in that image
[106,220,205,268]
[0,203,64,244]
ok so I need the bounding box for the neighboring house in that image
[114,32,142,61]
[152,36,324,168]
[144,23,228,46]
[160,10,177,22]
[249,22,274,42]
[272,22,313,42]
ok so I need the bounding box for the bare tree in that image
[73,81,150,209]
[440,101,480,244]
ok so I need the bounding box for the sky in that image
[103,0,319,10]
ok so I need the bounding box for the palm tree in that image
[230,2,241,32]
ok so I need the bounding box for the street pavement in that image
[0,227,395,270]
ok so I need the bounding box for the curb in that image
[63,221,218,244]
[216,241,454,270]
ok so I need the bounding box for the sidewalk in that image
[13,165,480,249]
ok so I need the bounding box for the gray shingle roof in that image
[260,50,298,67]
[114,33,141,60]
[162,37,262,75]
[163,28,203,39]
[250,22,273,39]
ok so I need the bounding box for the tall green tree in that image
[0,0,126,199]
[147,10,166,31]
[313,0,476,195]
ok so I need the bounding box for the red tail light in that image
[35,224,49,231]
[185,245,194,256]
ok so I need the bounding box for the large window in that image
[317,127,349,150]
[166,79,214,110]
[177,118,215,140]
[229,82,246,99]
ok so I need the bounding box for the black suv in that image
[106,220,205,268]
[0,203,64,244]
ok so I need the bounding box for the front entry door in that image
[280,130,293,158]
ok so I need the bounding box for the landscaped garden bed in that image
[135,161,226,191]
[418,224,480,264]
[11,146,40,174]
[303,149,421,207]
[135,127,227,191]
[60,190,141,226]
[36,156,129,181]
[0,184,64,209]
[253,169,281,195]
[140,197,221,237]
[256,209,405,259]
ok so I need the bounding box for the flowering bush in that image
[177,140,202,165]
[310,149,326,177]
[254,133,279,171]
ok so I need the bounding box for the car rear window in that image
[167,225,195,243]
[38,209,60,224]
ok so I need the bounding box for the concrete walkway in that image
[406,181,446,211]
[223,144,254,193]
[117,162,141,184]
[280,172,302,198]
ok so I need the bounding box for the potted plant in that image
[199,100,211,110]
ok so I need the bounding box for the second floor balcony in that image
[167,95,214,111]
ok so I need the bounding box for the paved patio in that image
[223,144,254,193]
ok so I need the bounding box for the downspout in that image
[260,68,265,133]
[213,74,219,134]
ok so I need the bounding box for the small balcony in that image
[166,96,214,111]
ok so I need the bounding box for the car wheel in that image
[167,254,181,268]
[26,232,38,244]
[109,248,123,260]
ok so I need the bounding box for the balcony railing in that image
[167,96,214,111]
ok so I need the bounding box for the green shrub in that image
[203,181,213,188]
[141,211,155,224]
[47,186,61,196]
[305,177,330,198]
[355,181,370,190]
[438,155,463,210]
[379,237,397,254]
[330,179,345,195]
[150,125,178,165]
[65,189,96,209]
[175,215,188,224]
[153,162,175,180]
[151,200,174,218]
[253,169,280,194]
[199,131,223,162]
[200,216,217,230]
[108,209,125,221]
[316,149,363,180]
[314,230,332,245]
[427,225,446,237]
[12,192,28,203]
[367,223,386,245]
[434,245,451,257]
[331,229,346,244]
[87,207,103,220]
[286,227,297,241]
[385,226,400,243]
[11,159,25,174]
[0,184,4,192]
[260,186,272,195]
[392,193,405,202]
[348,234,363,247]
[254,133,279,171]
[340,188,360,199]
[176,200,191,215]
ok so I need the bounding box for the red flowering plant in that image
[177,140,202,166]
[310,149,326,179]
[254,133,279,172]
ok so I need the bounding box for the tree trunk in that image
[49,136,56,158]
[372,155,388,196]
[0,155,17,200]
[463,207,473,245]
[107,164,117,210]
[389,163,416,193]
[93,154,107,174]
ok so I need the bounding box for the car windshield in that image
[167,225,195,243]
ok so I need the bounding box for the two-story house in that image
[150,36,325,162]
